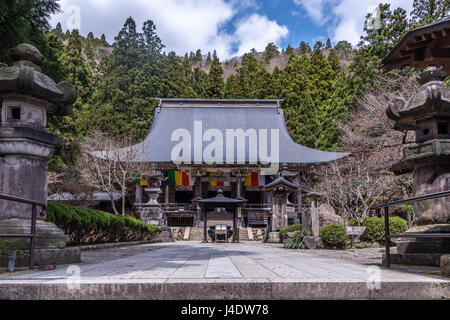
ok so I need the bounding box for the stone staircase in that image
[170,227,265,242]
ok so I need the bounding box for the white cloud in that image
[50,0,288,59]
[294,0,413,45]
[234,14,289,56]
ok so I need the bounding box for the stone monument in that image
[0,44,81,267]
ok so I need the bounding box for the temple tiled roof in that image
[94,99,349,167]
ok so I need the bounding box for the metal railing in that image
[0,193,47,269]
[375,189,450,268]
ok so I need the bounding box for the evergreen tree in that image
[348,4,409,102]
[298,41,311,55]
[285,44,295,55]
[60,30,94,105]
[0,0,60,64]
[206,51,212,64]
[142,20,165,53]
[192,67,208,98]
[195,49,203,63]
[100,34,108,46]
[264,42,278,63]
[335,40,353,52]
[206,55,224,98]
[410,0,449,27]
[326,38,332,49]
[55,22,63,36]
[114,17,142,52]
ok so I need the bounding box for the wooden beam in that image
[429,48,450,59]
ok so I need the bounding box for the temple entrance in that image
[199,190,244,243]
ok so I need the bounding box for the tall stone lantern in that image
[380,17,450,265]
[0,44,81,267]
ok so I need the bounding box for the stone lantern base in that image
[0,219,81,269]
[384,224,450,266]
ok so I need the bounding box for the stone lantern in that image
[386,67,450,261]
[0,44,81,267]
[140,170,165,226]
[379,17,450,265]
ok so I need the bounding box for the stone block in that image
[0,219,67,250]
[303,236,323,250]
[441,255,450,277]
[383,253,442,266]
[268,232,280,243]
[396,224,450,254]
[0,247,81,269]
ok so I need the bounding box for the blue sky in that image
[51,0,413,59]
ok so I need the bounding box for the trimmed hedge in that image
[279,224,303,239]
[361,216,408,243]
[320,223,348,249]
[46,202,161,245]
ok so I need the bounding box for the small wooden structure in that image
[263,177,299,232]
[198,190,244,243]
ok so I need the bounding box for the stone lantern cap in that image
[0,44,77,115]
[386,67,450,131]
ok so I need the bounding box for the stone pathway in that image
[0,242,449,300]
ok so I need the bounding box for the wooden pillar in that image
[237,178,242,198]
[233,208,238,243]
[202,206,208,243]
[165,185,169,204]
[194,176,202,228]
[296,186,302,225]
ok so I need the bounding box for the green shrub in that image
[361,216,408,243]
[283,229,312,249]
[389,216,409,236]
[401,204,414,216]
[320,223,348,249]
[279,224,303,239]
[46,202,161,245]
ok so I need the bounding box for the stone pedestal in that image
[140,186,165,226]
[268,232,280,243]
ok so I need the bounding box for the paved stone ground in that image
[0,242,449,300]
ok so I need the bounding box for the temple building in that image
[102,99,348,235]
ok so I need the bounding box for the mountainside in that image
[67,32,355,80]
